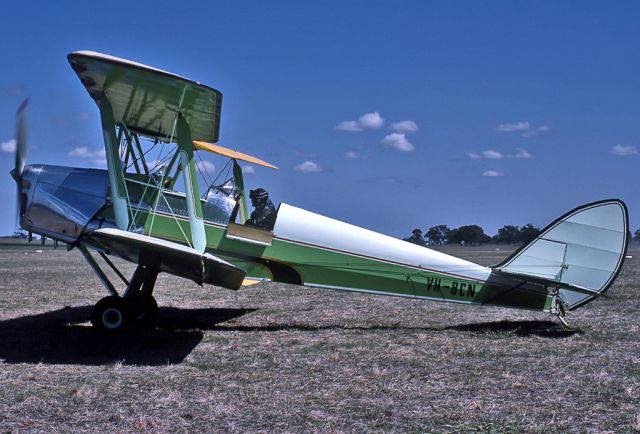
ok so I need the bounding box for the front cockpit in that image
[15,162,276,244]
[14,123,280,250]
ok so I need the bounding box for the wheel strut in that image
[124,263,160,328]
[79,245,160,331]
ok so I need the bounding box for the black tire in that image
[131,295,158,329]
[91,296,130,332]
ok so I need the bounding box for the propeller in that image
[11,99,29,229]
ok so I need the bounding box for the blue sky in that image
[0,1,638,237]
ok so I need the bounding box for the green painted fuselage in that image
[108,178,553,313]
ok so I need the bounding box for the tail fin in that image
[494,199,629,310]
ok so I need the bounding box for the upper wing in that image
[68,51,222,143]
[87,228,245,290]
[193,141,278,169]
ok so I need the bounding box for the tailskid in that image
[550,286,570,328]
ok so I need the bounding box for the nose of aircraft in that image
[14,164,41,229]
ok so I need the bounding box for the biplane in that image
[10,51,629,332]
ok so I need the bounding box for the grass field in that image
[0,239,638,433]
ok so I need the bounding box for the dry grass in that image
[0,239,639,433]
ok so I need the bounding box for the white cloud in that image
[359,112,384,129]
[68,146,105,159]
[496,121,550,137]
[496,121,530,132]
[335,112,384,132]
[520,126,550,138]
[68,146,106,165]
[390,120,418,133]
[1,139,16,153]
[242,165,256,174]
[611,144,638,156]
[513,149,532,159]
[68,147,89,157]
[467,148,532,160]
[144,159,166,172]
[196,160,215,174]
[482,170,504,177]
[344,150,360,159]
[482,149,504,159]
[381,133,415,152]
[294,160,323,173]
[335,120,363,132]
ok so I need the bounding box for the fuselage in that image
[17,164,554,313]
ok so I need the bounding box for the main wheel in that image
[91,296,130,332]
[131,295,158,328]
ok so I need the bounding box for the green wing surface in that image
[89,228,245,290]
[68,51,222,143]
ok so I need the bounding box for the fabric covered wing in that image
[68,51,222,143]
[88,228,245,290]
[193,141,278,169]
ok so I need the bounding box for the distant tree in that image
[403,228,426,246]
[634,229,640,243]
[495,225,520,244]
[446,228,458,245]
[10,230,27,239]
[425,225,450,245]
[449,225,488,246]
[519,224,541,244]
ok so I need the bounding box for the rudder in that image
[494,199,629,310]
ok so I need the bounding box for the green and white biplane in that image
[10,51,629,332]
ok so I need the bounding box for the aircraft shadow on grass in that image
[0,306,255,366]
[442,320,583,338]
[0,308,580,366]
[208,319,582,338]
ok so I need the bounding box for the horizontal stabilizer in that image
[494,200,628,310]
[89,228,245,290]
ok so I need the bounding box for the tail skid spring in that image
[550,287,570,329]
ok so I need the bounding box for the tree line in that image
[404,226,640,247]
[403,223,543,246]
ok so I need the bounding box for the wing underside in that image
[86,228,245,290]
[68,51,222,143]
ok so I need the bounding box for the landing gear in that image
[80,245,161,333]
[90,294,159,333]
[91,295,130,332]
[130,295,159,327]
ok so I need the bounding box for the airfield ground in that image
[0,239,638,433]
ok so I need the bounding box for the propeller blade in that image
[15,183,20,230]
[12,99,29,230]
[14,99,28,181]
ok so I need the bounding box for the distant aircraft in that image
[10,51,629,332]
